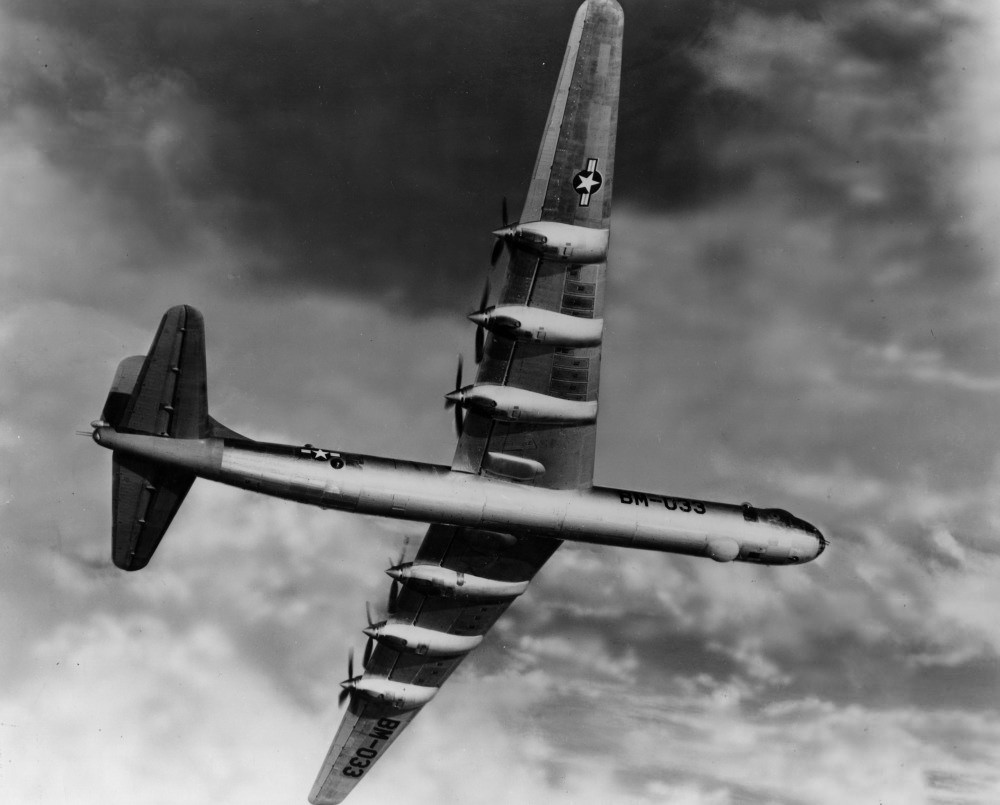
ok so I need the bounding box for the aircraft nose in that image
[788,520,827,563]
[803,527,827,561]
[803,519,828,557]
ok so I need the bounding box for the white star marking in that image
[575,172,600,193]
[312,448,330,460]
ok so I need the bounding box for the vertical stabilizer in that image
[118,305,210,438]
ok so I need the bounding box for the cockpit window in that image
[741,502,758,522]
[760,508,795,528]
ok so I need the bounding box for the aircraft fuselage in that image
[94,428,825,566]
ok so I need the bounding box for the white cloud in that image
[0,614,324,805]
[514,633,639,683]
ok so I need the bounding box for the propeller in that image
[470,277,491,363]
[386,537,409,615]
[388,577,400,614]
[363,602,377,666]
[490,197,513,266]
[443,355,465,436]
[338,647,360,707]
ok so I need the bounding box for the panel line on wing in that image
[525,257,542,305]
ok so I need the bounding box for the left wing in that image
[309,708,419,803]
[309,524,561,804]
[309,3,623,802]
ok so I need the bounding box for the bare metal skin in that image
[93,429,825,566]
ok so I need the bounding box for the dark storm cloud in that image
[4,0,974,307]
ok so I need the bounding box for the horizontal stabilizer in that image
[112,453,194,570]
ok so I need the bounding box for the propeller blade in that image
[347,647,355,681]
[365,600,375,628]
[338,687,351,707]
[490,237,505,267]
[453,355,466,434]
[478,277,491,313]
[386,536,408,614]
[501,196,509,228]
[363,635,374,667]
[388,579,399,614]
[445,355,464,410]
[473,277,490,364]
[390,539,406,571]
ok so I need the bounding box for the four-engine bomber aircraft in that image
[90,1,826,802]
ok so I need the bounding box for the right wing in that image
[451,0,622,490]
[309,2,623,801]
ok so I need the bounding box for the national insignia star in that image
[312,448,330,460]
[575,172,599,193]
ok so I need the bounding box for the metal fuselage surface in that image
[94,429,825,565]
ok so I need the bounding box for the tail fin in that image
[106,305,210,438]
[103,306,217,570]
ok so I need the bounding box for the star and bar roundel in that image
[572,157,603,207]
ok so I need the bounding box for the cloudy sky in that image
[3,0,1000,803]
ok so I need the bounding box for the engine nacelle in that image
[468,305,603,347]
[386,563,530,599]
[494,221,609,264]
[348,678,438,711]
[444,384,597,425]
[363,622,484,657]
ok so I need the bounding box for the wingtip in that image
[583,0,623,20]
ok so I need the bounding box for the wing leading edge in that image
[309,3,623,802]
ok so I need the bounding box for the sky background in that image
[3,0,1000,803]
